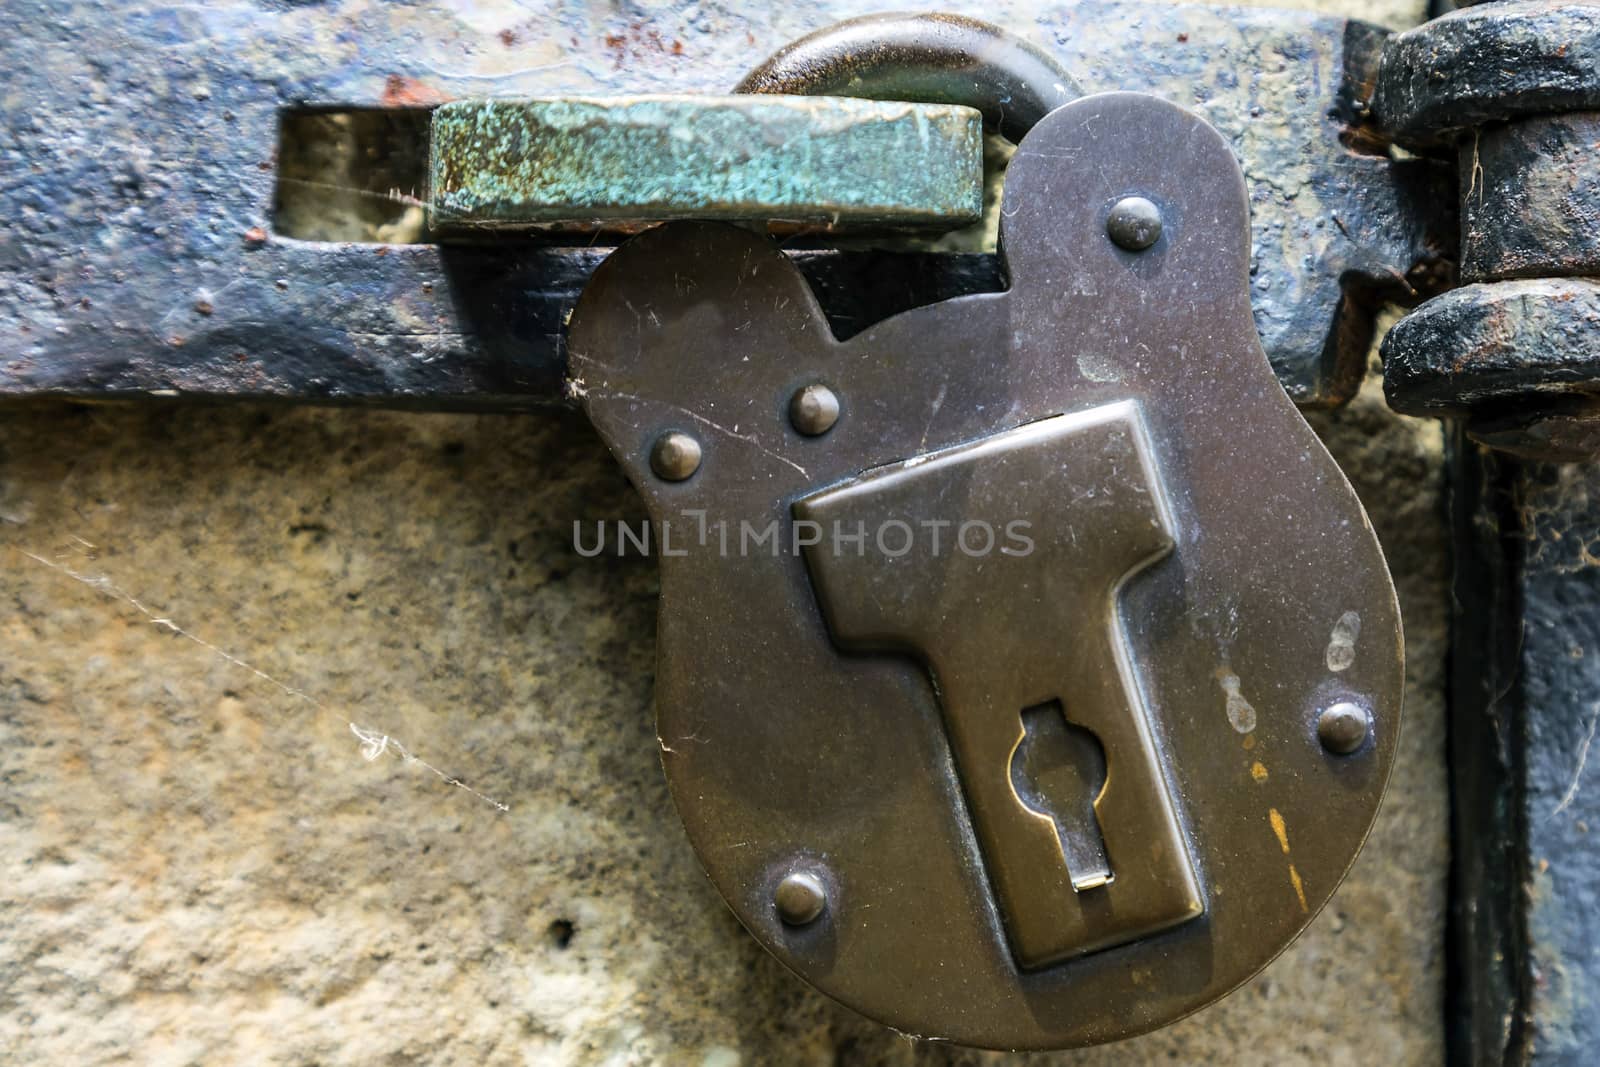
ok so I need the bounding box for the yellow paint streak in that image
[1269,808,1291,853]
[1269,808,1308,911]
[1250,761,1269,783]
[1288,864,1309,912]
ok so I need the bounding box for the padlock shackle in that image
[735,12,1080,143]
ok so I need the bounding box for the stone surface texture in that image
[1,1,1445,1064]
[0,350,1449,1067]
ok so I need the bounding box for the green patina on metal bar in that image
[428,94,984,230]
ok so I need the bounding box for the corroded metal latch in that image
[428,95,987,231]
[568,91,1403,1050]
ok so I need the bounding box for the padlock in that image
[568,92,1401,1049]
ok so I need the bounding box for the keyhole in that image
[1010,701,1113,891]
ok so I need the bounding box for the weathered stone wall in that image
[0,364,1446,1066]
[1,2,1443,1065]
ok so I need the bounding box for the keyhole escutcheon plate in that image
[795,404,1203,969]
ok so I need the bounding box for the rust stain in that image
[382,75,449,108]
[601,21,685,68]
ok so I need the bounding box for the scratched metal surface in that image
[0,0,1450,409]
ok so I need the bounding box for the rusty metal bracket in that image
[1378,0,1600,459]
[1369,7,1600,1060]
[1374,0,1600,147]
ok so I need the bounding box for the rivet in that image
[649,430,702,481]
[1317,701,1371,755]
[789,384,840,436]
[1106,195,1163,252]
[774,870,827,926]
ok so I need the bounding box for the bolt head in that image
[649,431,702,481]
[789,384,840,436]
[1317,701,1371,755]
[1106,195,1163,252]
[774,870,827,926]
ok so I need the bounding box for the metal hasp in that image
[428,96,984,230]
[1378,0,1600,459]
[0,1,1449,413]
[569,93,1403,1049]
